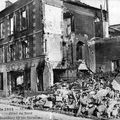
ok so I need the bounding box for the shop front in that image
[6,61,31,96]
[0,57,57,97]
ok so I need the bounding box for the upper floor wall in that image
[95,37,120,72]
[0,0,44,64]
[0,0,43,41]
[63,1,108,39]
[0,0,108,68]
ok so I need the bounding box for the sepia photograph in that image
[0,0,120,119]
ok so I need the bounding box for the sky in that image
[0,0,120,25]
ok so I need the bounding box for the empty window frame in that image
[28,35,33,58]
[76,41,84,60]
[63,12,75,36]
[15,10,20,32]
[0,22,5,39]
[0,47,3,63]
[10,44,16,61]
[15,42,20,60]
[9,15,14,35]
[5,45,11,62]
[7,45,11,62]
[0,73,3,90]
[22,40,29,59]
[20,9,27,30]
[6,42,20,62]
[4,46,8,63]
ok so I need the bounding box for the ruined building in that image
[0,0,108,96]
[89,36,120,73]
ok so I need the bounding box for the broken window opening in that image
[7,45,11,62]
[0,22,5,39]
[10,44,16,61]
[22,40,29,59]
[15,42,20,60]
[9,15,14,35]
[4,46,8,63]
[28,35,33,58]
[20,9,27,30]
[15,10,20,32]
[0,47,3,63]
[63,12,75,37]
[76,41,84,61]
[0,73,3,90]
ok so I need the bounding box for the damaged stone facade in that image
[58,0,108,76]
[92,36,120,73]
[0,0,108,96]
[0,0,44,96]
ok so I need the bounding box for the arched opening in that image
[76,41,84,60]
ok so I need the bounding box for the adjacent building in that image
[89,36,120,73]
[59,0,108,76]
[0,0,108,96]
[109,24,120,37]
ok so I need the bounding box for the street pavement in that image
[0,103,92,120]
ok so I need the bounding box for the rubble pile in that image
[8,72,120,119]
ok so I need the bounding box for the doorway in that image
[7,69,31,95]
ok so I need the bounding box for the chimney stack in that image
[5,0,12,8]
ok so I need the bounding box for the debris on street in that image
[2,72,120,119]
